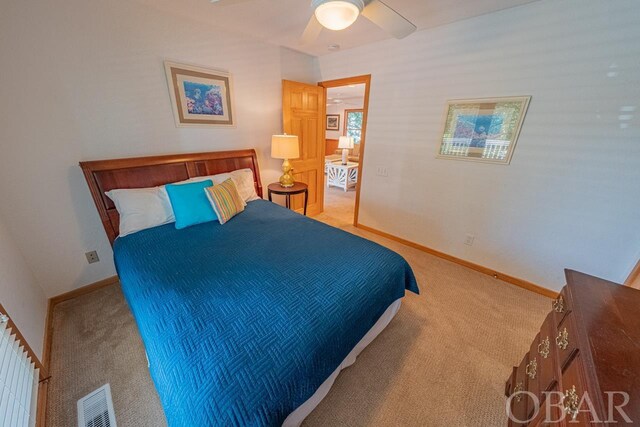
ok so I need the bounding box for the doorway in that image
[318,75,371,227]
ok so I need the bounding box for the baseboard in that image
[38,275,119,427]
[36,380,48,427]
[37,299,55,427]
[41,299,54,379]
[356,223,559,299]
[50,275,119,306]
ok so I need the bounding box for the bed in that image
[80,149,419,426]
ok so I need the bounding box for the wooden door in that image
[282,80,325,216]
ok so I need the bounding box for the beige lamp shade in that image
[271,134,300,159]
[338,136,354,149]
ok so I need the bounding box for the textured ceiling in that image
[134,0,540,56]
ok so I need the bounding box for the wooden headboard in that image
[80,149,263,245]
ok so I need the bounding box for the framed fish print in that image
[437,96,531,164]
[326,114,340,131]
[164,61,235,127]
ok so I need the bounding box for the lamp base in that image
[341,148,349,165]
[279,158,295,187]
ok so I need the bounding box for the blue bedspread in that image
[114,199,418,426]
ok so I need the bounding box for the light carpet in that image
[46,201,551,426]
[322,176,357,227]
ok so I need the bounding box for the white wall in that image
[0,0,316,296]
[1,0,638,296]
[0,214,47,359]
[326,104,347,140]
[317,0,640,290]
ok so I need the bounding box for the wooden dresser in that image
[505,270,640,426]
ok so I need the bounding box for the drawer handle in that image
[552,295,565,313]
[562,385,580,421]
[556,327,569,350]
[513,382,524,402]
[538,336,550,358]
[525,357,537,380]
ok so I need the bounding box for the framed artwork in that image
[164,61,235,127]
[437,96,531,164]
[326,114,340,131]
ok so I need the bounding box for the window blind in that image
[0,316,39,427]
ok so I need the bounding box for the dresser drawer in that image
[552,286,570,326]
[559,352,595,425]
[528,384,565,427]
[555,313,579,371]
[537,312,558,395]
[510,353,530,426]
[506,366,518,397]
[525,334,541,413]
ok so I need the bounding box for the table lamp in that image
[338,136,354,165]
[271,134,300,187]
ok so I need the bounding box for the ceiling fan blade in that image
[300,15,323,45]
[209,0,254,5]
[361,0,416,39]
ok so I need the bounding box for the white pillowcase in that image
[105,187,175,237]
[215,169,261,203]
[183,169,260,203]
[105,169,259,238]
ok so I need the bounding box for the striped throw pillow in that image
[204,178,245,224]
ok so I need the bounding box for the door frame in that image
[318,75,371,227]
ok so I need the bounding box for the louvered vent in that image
[77,384,117,427]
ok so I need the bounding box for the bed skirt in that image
[282,298,403,426]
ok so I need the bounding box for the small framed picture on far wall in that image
[326,114,340,131]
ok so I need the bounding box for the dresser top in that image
[565,269,640,422]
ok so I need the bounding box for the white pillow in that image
[105,187,175,237]
[221,169,260,203]
[181,169,260,203]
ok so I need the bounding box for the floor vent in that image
[77,384,117,427]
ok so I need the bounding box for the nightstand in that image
[267,182,308,215]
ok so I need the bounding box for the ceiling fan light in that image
[314,0,362,31]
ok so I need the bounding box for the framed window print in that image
[326,114,340,131]
[164,61,235,127]
[437,96,531,164]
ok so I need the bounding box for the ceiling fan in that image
[210,0,417,45]
[301,0,416,44]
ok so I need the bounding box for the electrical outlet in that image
[85,251,100,264]
[376,166,389,177]
[464,234,475,246]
